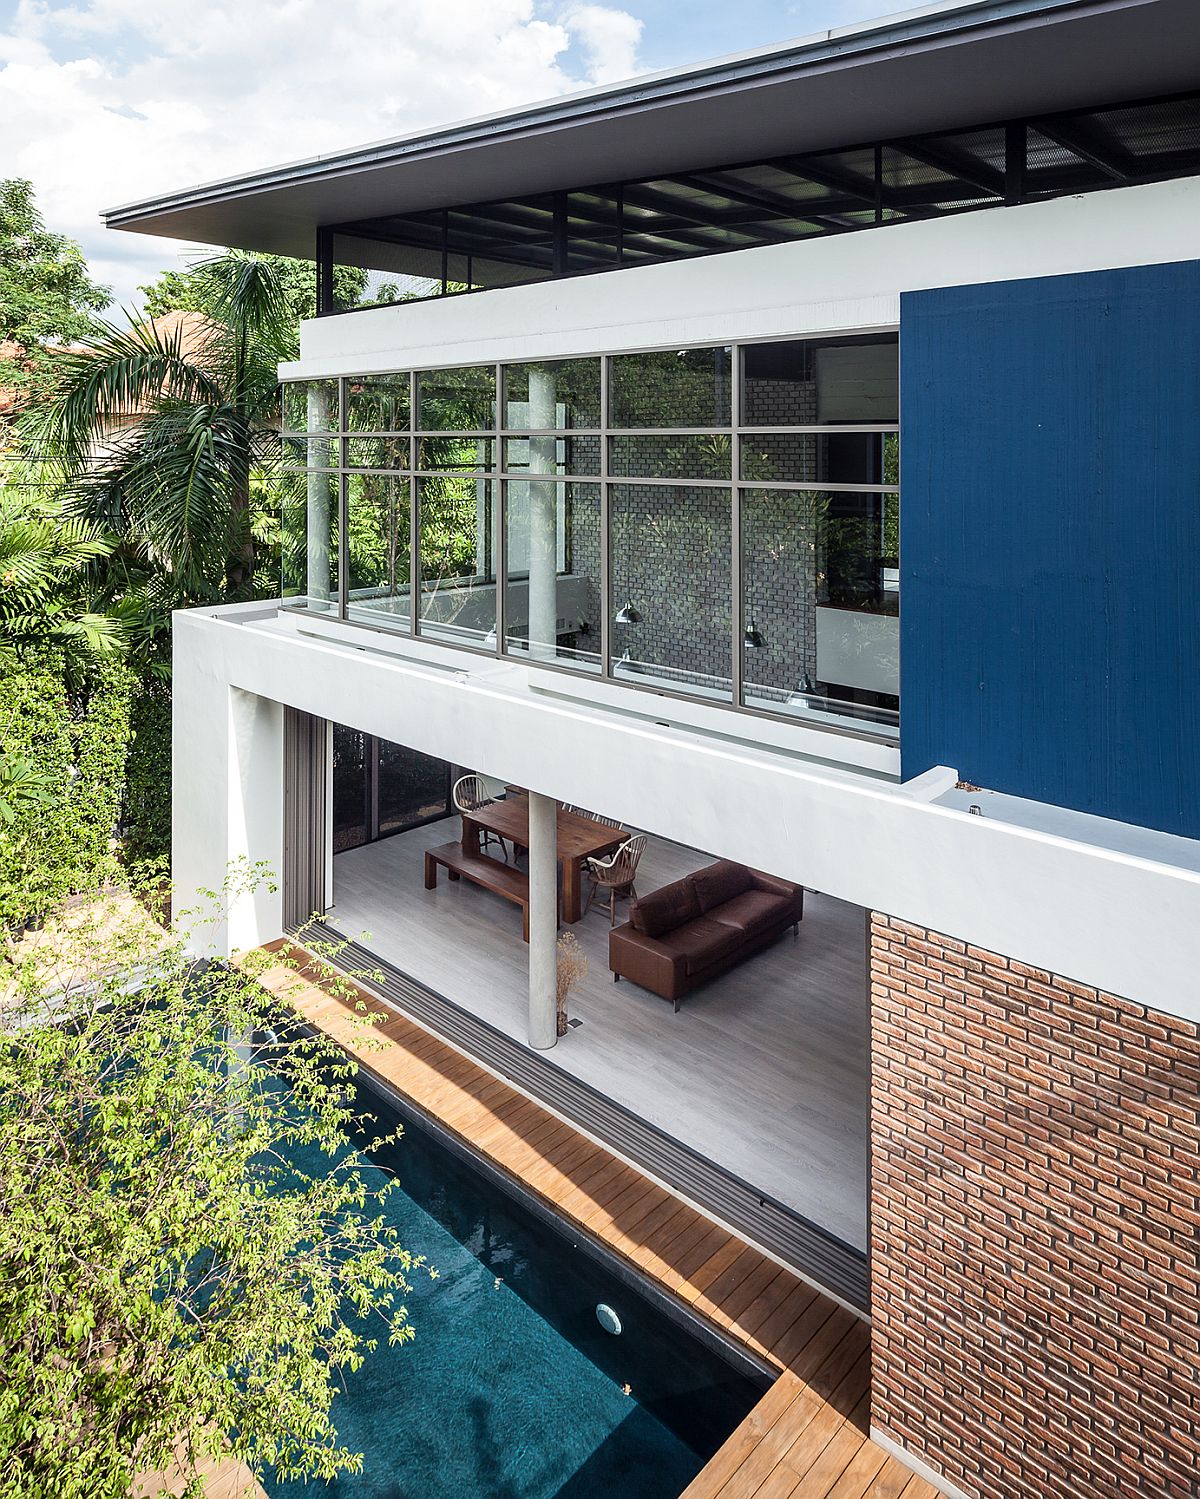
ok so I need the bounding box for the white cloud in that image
[0,0,646,311]
[560,3,642,83]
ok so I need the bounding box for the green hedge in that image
[0,651,134,928]
[122,676,172,872]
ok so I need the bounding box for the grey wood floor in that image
[325,817,869,1250]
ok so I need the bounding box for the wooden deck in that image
[248,941,934,1499]
[135,1445,266,1499]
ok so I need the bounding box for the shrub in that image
[122,674,172,872]
[0,885,420,1499]
[0,651,133,928]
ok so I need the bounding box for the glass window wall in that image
[503,358,601,429]
[346,474,410,629]
[610,484,732,698]
[609,347,732,428]
[418,366,495,431]
[346,372,409,434]
[418,477,496,646]
[505,480,601,671]
[279,330,899,738]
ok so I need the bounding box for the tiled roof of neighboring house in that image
[0,310,219,431]
[146,308,217,369]
[108,310,220,426]
[0,339,28,418]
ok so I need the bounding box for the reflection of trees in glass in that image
[882,434,899,562]
[749,489,826,583]
[345,374,409,433]
[610,349,731,428]
[610,487,731,678]
[741,442,786,483]
[277,469,309,597]
[417,367,494,431]
[504,360,600,428]
[612,432,730,479]
[420,472,483,581]
[346,475,408,595]
[820,509,897,615]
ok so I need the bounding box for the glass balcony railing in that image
[280,334,900,740]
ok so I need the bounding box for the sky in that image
[0,0,901,313]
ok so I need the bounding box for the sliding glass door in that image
[333,724,452,853]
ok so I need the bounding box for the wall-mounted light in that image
[743,616,766,651]
[615,600,642,625]
[786,672,816,708]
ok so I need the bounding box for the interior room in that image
[317,724,870,1255]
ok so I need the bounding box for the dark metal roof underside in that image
[104,0,1200,259]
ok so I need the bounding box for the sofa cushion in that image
[654,916,744,977]
[708,889,794,941]
[689,859,755,913]
[630,877,702,938]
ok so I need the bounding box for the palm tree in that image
[0,483,129,669]
[23,253,294,617]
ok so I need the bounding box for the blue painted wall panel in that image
[900,260,1200,838]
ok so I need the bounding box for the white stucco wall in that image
[172,603,285,956]
[174,605,1200,1030]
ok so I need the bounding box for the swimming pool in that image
[265,1067,769,1498]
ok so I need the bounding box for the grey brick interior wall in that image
[595,372,821,689]
[322,357,881,700]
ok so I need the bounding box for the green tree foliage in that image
[121,673,173,869]
[0,752,56,826]
[0,896,421,1498]
[140,255,374,331]
[0,478,131,668]
[0,650,134,927]
[24,254,297,608]
[0,179,111,414]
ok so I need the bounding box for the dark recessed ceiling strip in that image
[317,88,1200,311]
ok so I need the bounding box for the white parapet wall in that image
[172,602,286,956]
[174,602,1200,1028]
[284,177,1200,379]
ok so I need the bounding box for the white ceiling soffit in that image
[103,0,1197,258]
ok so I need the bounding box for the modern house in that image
[106,1,1200,1494]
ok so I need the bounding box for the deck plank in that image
[241,947,929,1499]
[825,1441,889,1497]
[786,1392,872,1494]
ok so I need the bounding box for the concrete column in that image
[527,788,558,1050]
[172,614,284,959]
[306,384,333,610]
[527,368,559,661]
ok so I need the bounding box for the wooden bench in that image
[423,841,531,941]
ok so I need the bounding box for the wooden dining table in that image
[459,793,628,923]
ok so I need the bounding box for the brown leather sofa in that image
[609,859,804,1009]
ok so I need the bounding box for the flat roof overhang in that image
[103,0,1200,259]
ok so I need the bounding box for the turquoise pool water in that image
[265,1077,765,1498]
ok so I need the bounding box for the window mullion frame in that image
[493,361,504,658]
[600,356,612,682]
[731,346,744,710]
[409,371,420,636]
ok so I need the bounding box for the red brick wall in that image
[870,914,1200,1499]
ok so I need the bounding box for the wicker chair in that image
[584,834,647,925]
[452,774,508,861]
[565,803,623,828]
